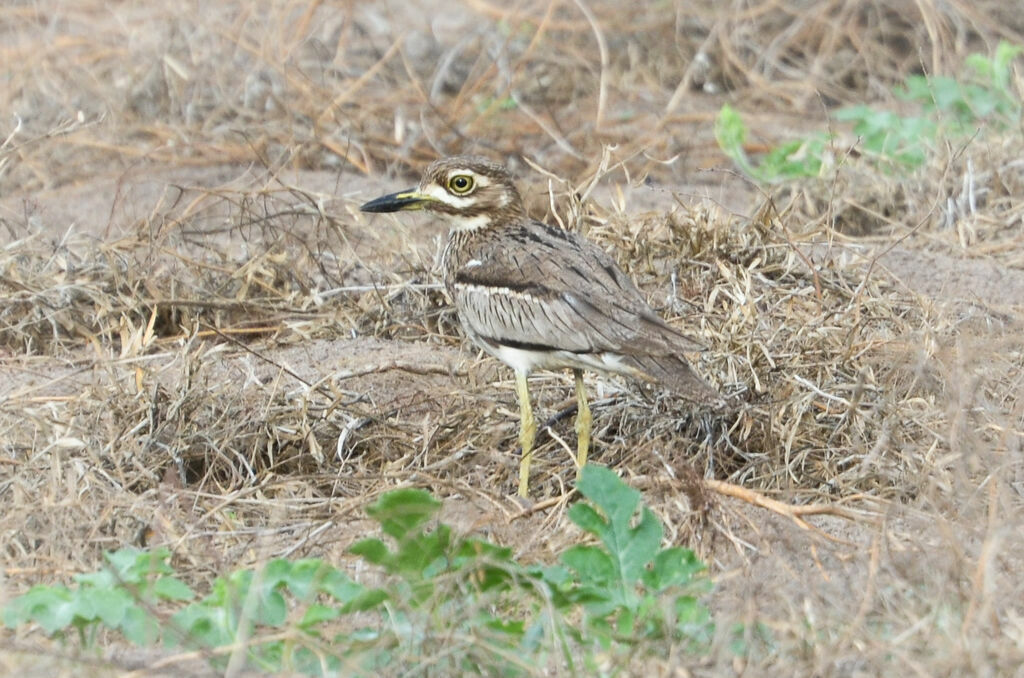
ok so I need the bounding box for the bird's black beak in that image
[360,188,435,213]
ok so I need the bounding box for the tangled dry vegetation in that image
[2,0,1024,675]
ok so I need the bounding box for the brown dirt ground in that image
[2,1,1024,676]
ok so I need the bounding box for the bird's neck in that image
[446,213,497,232]
[441,227,474,291]
[439,206,524,288]
[440,220,509,294]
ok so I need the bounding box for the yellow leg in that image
[515,371,537,498]
[573,369,591,478]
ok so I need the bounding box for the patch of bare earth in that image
[2,0,1023,675]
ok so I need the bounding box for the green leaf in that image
[259,590,287,627]
[4,482,715,670]
[714,104,756,178]
[561,545,615,584]
[675,595,714,644]
[78,586,132,628]
[574,466,663,584]
[73,571,117,589]
[715,104,828,181]
[484,617,525,637]
[364,488,441,540]
[3,585,76,634]
[566,503,606,536]
[576,466,640,533]
[993,42,1023,89]
[169,605,219,647]
[260,559,294,590]
[281,559,329,600]
[299,603,342,628]
[120,605,160,645]
[641,547,706,592]
[339,588,389,614]
[349,538,390,565]
[106,547,174,583]
[153,576,194,601]
[317,567,370,604]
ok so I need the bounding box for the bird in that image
[360,155,724,498]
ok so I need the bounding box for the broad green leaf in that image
[561,545,615,584]
[73,571,117,589]
[349,537,390,565]
[364,488,440,540]
[618,507,664,582]
[169,605,219,646]
[675,595,715,644]
[260,559,294,590]
[78,587,132,627]
[120,605,160,645]
[574,466,663,583]
[339,588,389,614]
[566,503,605,537]
[299,603,342,628]
[282,558,332,600]
[259,590,287,627]
[153,576,194,601]
[576,465,640,535]
[317,568,369,603]
[3,586,75,634]
[105,547,174,581]
[483,617,525,637]
[641,547,706,591]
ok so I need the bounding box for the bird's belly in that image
[484,342,563,374]
[472,335,643,379]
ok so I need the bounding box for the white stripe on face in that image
[420,171,492,203]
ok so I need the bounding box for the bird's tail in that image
[622,353,728,411]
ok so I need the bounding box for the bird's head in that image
[360,155,524,231]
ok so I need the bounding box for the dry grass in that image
[2,0,1024,675]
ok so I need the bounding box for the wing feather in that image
[452,220,705,357]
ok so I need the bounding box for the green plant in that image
[832,105,936,170]
[169,557,385,673]
[902,41,1022,129]
[718,41,1022,179]
[553,465,713,656]
[3,466,713,676]
[2,548,193,645]
[715,103,831,182]
[835,42,1021,170]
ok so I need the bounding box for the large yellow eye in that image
[448,174,475,194]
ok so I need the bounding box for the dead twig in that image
[705,478,881,543]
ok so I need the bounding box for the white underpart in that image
[485,342,641,378]
[490,344,551,375]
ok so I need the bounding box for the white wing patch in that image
[455,282,541,304]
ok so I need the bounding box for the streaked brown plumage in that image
[361,156,723,497]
